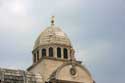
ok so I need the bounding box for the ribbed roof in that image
[33,26,72,49]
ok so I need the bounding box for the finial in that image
[51,16,55,26]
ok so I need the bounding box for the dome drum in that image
[32,44,74,63]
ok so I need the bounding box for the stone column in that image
[32,53,34,64]
[54,46,57,58]
[46,47,49,57]
[68,48,70,60]
[61,47,64,59]
[39,48,42,59]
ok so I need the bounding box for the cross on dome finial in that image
[51,16,55,26]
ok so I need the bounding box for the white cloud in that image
[0,0,38,32]
[55,0,80,9]
[76,40,112,64]
[0,0,124,83]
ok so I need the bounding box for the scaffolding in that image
[0,68,39,83]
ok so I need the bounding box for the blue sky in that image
[0,0,124,83]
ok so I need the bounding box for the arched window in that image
[33,53,36,63]
[49,47,53,57]
[42,49,46,57]
[63,48,68,59]
[57,47,61,58]
[37,51,39,61]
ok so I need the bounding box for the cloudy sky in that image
[0,0,124,83]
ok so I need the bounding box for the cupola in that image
[32,16,75,64]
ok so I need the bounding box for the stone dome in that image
[33,26,72,50]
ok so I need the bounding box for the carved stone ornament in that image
[70,67,76,76]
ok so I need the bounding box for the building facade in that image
[0,17,95,83]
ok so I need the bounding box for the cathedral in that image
[0,17,95,83]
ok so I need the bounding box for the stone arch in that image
[37,51,39,61]
[33,53,36,63]
[49,47,53,57]
[49,62,93,83]
[42,48,46,57]
[57,47,61,58]
[63,48,68,59]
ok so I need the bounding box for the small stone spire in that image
[51,16,55,26]
[70,48,76,61]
